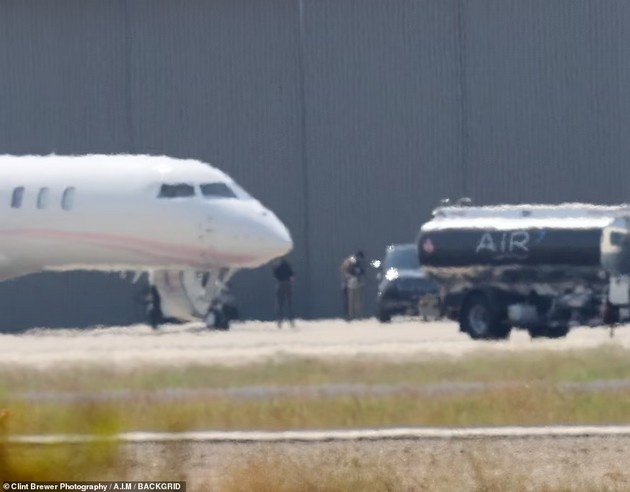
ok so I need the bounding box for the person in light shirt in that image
[340,250,366,320]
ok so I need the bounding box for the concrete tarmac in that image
[0,317,628,368]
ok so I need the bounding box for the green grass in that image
[0,407,124,482]
[3,346,630,489]
[2,385,630,435]
[2,345,630,435]
[2,344,630,396]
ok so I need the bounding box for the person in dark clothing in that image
[273,257,295,328]
[135,284,163,329]
[147,285,163,329]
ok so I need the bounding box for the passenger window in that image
[158,183,195,198]
[62,187,75,210]
[200,183,237,199]
[37,187,50,209]
[11,187,24,208]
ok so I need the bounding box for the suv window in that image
[158,184,195,198]
[384,245,420,270]
[200,182,237,199]
[611,231,627,247]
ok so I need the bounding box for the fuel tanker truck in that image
[417,203,630,339]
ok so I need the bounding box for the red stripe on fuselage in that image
[2,228,258,266]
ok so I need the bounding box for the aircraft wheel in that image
[146,307,163,330]
[205,308,230,331]
[215,310,230,330]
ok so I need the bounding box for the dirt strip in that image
[118,435,630,490]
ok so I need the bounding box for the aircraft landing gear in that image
[203,268,237,331]
[148,268,239,330]
[205,307,230,330]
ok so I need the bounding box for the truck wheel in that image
[528,325,569,339]
[377,309,391,323]
[461,293,510,340]
[547,325,569,338]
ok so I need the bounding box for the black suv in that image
[375,243,439,322]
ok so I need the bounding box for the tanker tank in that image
[417,203,630,340]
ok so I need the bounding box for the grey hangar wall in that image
[0,0,628,329]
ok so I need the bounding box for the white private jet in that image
[0,154,293,329]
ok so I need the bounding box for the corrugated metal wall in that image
[302,0,463,317]
[463,0,630,204]
[0,0,627,328]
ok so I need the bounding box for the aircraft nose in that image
[261,213,293,259]
[213,203,293,267]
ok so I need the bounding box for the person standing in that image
[340,255,352,319]
[340,250,366,320]
[134,284,163,329]
[273,256,295,328]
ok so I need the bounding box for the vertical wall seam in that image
[123,0,135,153]
[0,3,5,145]
[297,0,312,317]
[456,0,468,197]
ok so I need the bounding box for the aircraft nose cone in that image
[277,225,293,256]
[263,214,293,259]
[215,204,293,267]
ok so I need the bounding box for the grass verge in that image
[0,406,125,482]
[1,344,630,395]
[3,345,630,489]
[2,345,630,434]
[2,385,630,434]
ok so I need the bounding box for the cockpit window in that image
[228,181,253,200]
[200,182,237,199]
[158,183,196,198]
